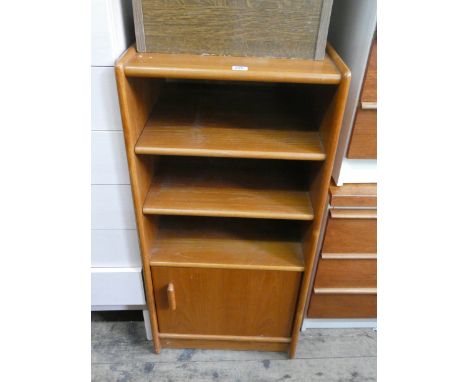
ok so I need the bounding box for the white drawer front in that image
[92,229,141,267]
[92,0,134,66]
[91,185,136,229]
[91,268,146,306]
[92,131,130,184]
[92,67,122,131]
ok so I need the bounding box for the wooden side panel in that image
[347,109,377,159]
[292,45,351,357]
[137,0,326,59]
[308,293,377,318]
[115,50,164,352]
[322,217,377,254]
[315,259,376,288]
[151,267,302,338]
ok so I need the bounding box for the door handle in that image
[167,283,176,310]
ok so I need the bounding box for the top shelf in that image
[119,45,342,84]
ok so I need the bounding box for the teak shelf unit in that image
[115,45,350,357]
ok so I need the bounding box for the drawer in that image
[322,210,377,254]
[151,266,301,338]
[91,229,141,267]
[308,291,377,318]
[347,108,377,159]
[91,131,130,184]
[315,258,376,288]
[91,67,123,131]
[329,183,377,208]
[91,185,136,229]
[91,267,146,306]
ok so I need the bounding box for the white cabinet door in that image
[91,67,123,131]
[91,268,146,306]
[92,131,130,184]
[91,185,136,229]
[92,229,141,267]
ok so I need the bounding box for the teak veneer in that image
[135,83,326,161]
[143,157,314,220]
[115,44,350,357]
[149,217,304,272]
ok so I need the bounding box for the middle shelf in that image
[142,157,314,220]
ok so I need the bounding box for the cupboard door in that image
[151,267,302,338]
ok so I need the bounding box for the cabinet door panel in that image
[152,267,301,338]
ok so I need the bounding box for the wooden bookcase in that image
[115,45,350,357]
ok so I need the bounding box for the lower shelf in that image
[143,157,314,220]
[149,216,305,271]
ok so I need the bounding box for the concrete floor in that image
[91,312,376,382]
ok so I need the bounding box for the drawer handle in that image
[167,283,176,310]
[361,101,377,110]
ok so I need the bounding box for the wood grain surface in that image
[329,182,377,208]
[314,258,376,288]
[121,46,341,84]
[159,338,289,352]
[347,108,377,159]
[361,37,377,103]
[289,44,351,357]
[115,49,164,352]
[151,266,302,337]
[347,34,377,159]
[143,157,314,220]
[308,292,377,318]
[136,0,329,59]
[329,208,377,219]
[115,43,351,356]
[322,215,377,254]
[149,216,304,271]
[135,82,326,160]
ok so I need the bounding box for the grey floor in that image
[91,312,376,382]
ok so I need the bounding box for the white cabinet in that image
[91,185,136,230]
[92,229,141,268]
[91,0,148,334]
[92,0,134,66]
[91,131,130,184]
[91,268,146,306]
[91,67,123,131]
